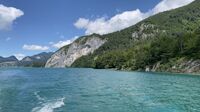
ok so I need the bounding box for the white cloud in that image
[74,0,194,35]
[152,0,195,14]
[74,9,147,35]
[23,44,49,51]
[0,4,24,30]
[74,18,89,29]
[14,53,26,60]
[51,36,78,48]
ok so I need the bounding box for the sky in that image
[0,0,195,60]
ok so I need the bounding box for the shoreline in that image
[1,67,200,76]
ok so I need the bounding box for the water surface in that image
[0,68,200,112]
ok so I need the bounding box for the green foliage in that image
[71,54,95,68]
[31,62,45,67]
[23,62,45,67]
[94,50,128,70]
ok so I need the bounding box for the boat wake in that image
[32,91,65,112]
[34,91,46,102]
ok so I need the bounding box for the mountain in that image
[0,56,18,67]
[46,1,200,73]
[0,56,18,63]
[45,34,106,67]
[19,52,53,67]
[0,52,53,67]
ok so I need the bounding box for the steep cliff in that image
[45,34,106,68]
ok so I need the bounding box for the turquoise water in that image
[0,68,200,112]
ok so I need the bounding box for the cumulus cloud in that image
[14,53,26,60]
[152,0,195,14]
[0,4,24,30]
[23,44,49,51]
[74,9,146,35]
[74,18,89,29]
[74,0,194,35]
[51,36,78,48]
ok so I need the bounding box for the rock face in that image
[167,59,200,74]
[45,35,106,68]
[132,23,165,41]
[132,24,155,40]
[145,58,200,74]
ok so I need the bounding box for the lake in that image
[0,68,200,112]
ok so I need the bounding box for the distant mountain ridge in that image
[0,52,53,67]
[0,56,18,63]
[19,52,53,67]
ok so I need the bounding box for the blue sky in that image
[0,0,194,59]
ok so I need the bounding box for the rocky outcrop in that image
[132,23,166,41]
[145,58,200,74]
[167,59,200,74]
[45,35,106,68]
[132,23,156,40]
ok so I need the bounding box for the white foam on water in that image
[32,91,65,112]
[32,97,65,112]
[34,91,45,102]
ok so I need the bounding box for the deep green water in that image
[0,68,200,112]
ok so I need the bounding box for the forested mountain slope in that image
[49,0,200,73]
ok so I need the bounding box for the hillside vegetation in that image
[71,1,200,73]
